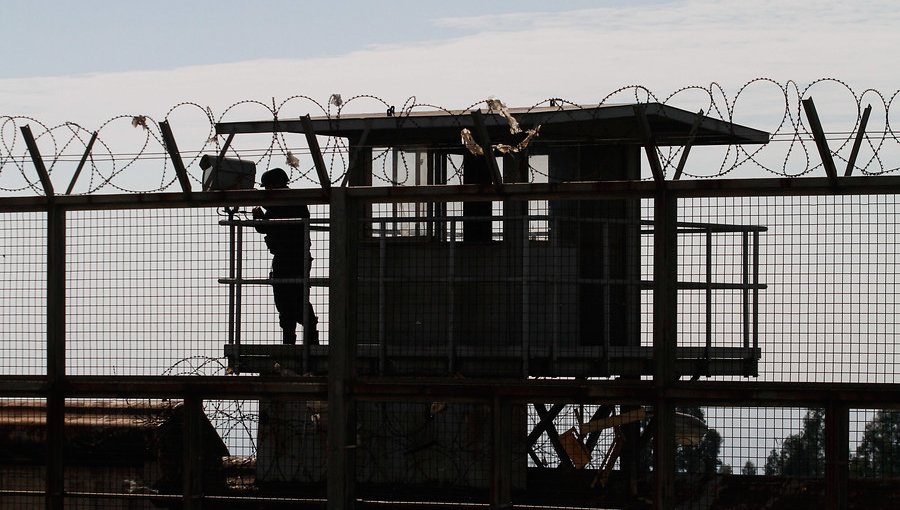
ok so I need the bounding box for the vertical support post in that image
[705,230,713,354]
[825,403,849,510]
[470,110,504,190]
[522,216,530,378]
[602,222,611,375]
[328,187,358,510]
[448,221,456,373]
[302,217,312,372]
[46,205,65,510]
[183,393,204,510]
[742,232,750,349]
[753,231,760,352]
[226,209,236,347]
[235,225,243,347]
[491,395,513,510]
[341,128,371,187]
[653,188,677,510]
[378,221,386,374]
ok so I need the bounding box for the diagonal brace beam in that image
[802,97,838,183]
[845,104,872,177]
[634,105,666,185]
[65,131,97,195]
[159,120,193,193]
[534,403,575,469]
[673,110,704,180]
[20,125,54,197]
[300,114,332,193]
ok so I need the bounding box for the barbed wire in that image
[2,78,899,195]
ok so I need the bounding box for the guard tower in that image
[218,104,768,379]
[214,103,769,497]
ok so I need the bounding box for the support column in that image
[328,188,358,510]
[491,395,513,509]
[825,403,849,510]
[46,205,65,510]
[183,393,204,510]
[653,189,677,510]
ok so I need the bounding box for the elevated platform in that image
[225,343,760,378]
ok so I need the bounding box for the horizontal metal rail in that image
[1,376,899,407]
[4,175,900,212]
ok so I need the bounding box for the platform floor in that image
[225,343,760,378]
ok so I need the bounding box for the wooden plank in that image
[20,125,54,197]
[802,97,838,182]
[580,408,647,435]
[845,104,872,176]
[65,131,97,195]
[158,120,193,193]
[300,114,332,193]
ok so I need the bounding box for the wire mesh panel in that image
[675,407,826,507]
[0,398,46,509]
[61,399,176,510]
[359,196,648,379]
[519,402,654,509]
[680,195,900,383]
[67,208,229,376]
[353,399,500,507]
[0,212,46,376]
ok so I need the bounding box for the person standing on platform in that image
[252,168,319,345]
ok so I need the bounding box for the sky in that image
[1,0,897,193]
[2,0,899,126]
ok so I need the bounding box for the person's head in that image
[260,168,289,189]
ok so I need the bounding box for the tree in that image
[676,407,721,477]
[742,460,757,476]
[764,409,825,477]
[850,410,900,478]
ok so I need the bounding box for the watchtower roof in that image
[216,103,769,149]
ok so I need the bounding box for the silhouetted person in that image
[252,168,319,345]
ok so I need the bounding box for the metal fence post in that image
[653,189,677,510]
[826,403,849,510]
[491,394,513,509]
[328,188,358,510]
[183,393,204,510]
[46,205,65,510]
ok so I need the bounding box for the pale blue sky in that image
[1,0,897,148]
[1,0,662,79]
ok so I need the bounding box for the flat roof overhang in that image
[215,103,769,149]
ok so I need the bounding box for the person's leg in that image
[303,301,319,345]
[272,282,298,345]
